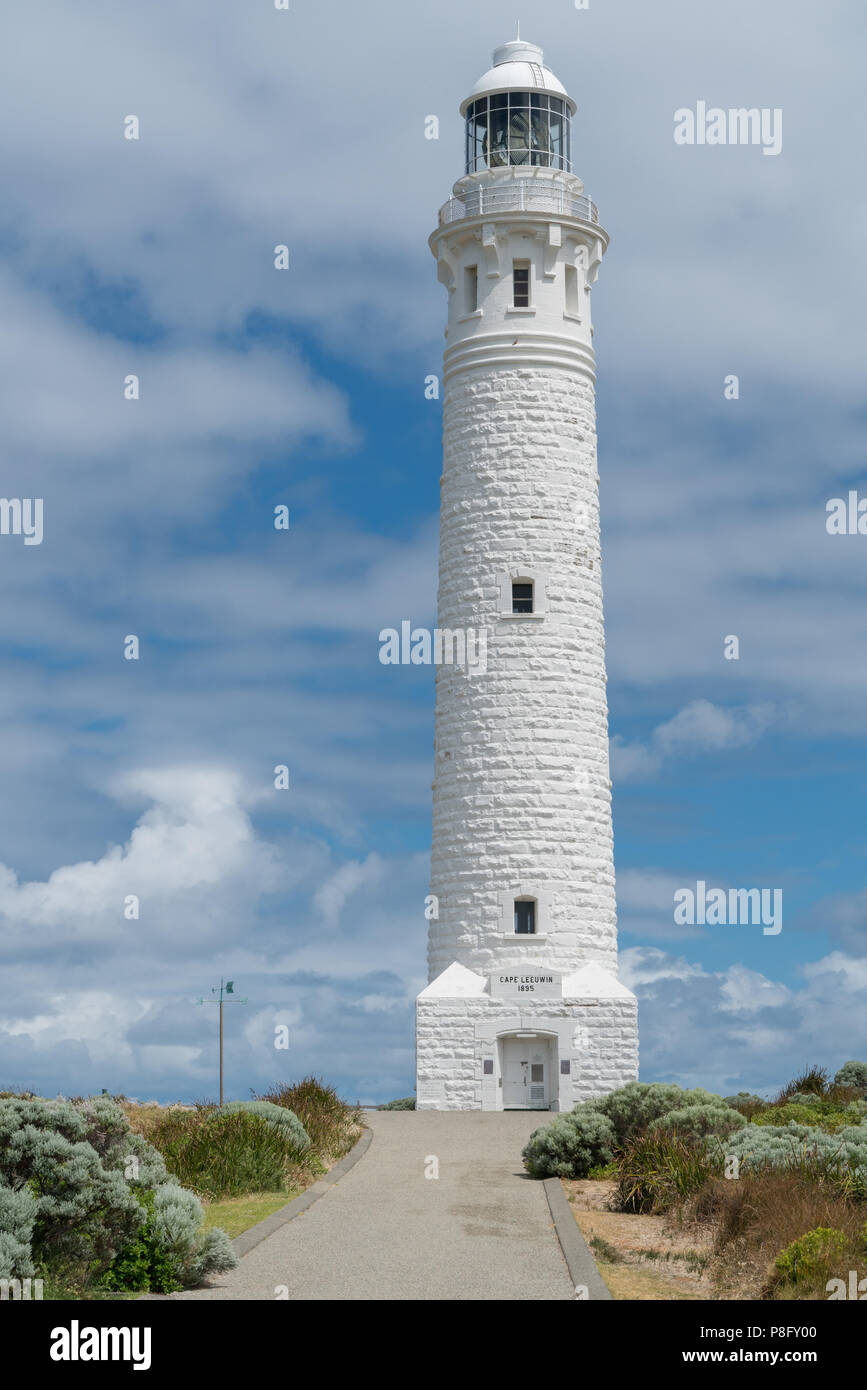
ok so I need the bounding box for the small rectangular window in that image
[515,899,536,934]
[464,265,478,313]
[512,581,533,614]
[513,262,530,307]
[565,264,580,316]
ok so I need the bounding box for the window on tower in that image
[464,264,478,314]
[512,262,530,308]
[514,898,536,934]
[565,263,580,316]
[512,580,534,613]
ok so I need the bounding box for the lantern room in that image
[461,39,576,175]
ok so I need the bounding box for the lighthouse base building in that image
[417,964,637,1111]
[416,38,638,1112]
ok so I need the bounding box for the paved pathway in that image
[171,1110,576,1301]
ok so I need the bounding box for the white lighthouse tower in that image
[416,38,639,1111]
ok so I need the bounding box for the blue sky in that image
[0,0,865,1104]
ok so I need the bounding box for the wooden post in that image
[219,992,224,1106]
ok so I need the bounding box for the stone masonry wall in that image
[416,994,638,1111]
[429,362,617,981]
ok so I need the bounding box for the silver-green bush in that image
[0,1178,37,1279]
[0,1096,235,1290]
[834,1061,867,1096]
[594,1083,727,1145]
[149,1183,236,1285]
[650,1102,746,1141]
[719,1119,867,1179]
[522,1111,616,1178]
[223,1100,309,1151]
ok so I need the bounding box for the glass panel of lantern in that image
[472,101,488,172]
[487,93,509,167]
[549,107,563,169]
[508,93,531,164]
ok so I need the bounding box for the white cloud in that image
[313,853,387,929]
[620,945,867,1094]
[718,964,791,1015]
[0,767,285,951]
[612,700,774,783]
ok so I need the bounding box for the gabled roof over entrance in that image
[561,961,637,1001]
[418,961,488,998]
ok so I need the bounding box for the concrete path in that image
[170,1110,579,1301]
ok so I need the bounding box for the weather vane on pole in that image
[197,977,248,1106]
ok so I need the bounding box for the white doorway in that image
[500,1034,553,1109]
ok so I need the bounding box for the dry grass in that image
[688,1170,867,1299]
[594,1262,705,1300]
[563,1167,867,1301]
[563,1178,714,1300]
[121,1101,194,1139]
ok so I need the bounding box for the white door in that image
[502,1039,549,1109]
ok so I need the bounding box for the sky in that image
[0,0,865,1105]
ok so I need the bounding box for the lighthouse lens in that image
[487,101,509,166]
[530,113,551,165]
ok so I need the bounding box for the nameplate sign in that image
[489,971,562,999]
[416,1080,446,1105]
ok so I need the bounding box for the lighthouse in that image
[415,38,639,1111]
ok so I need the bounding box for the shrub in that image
[834,1062,867,1097]
[724,1092,768,1119]
[255,1077,361,1159]
[613,1130,724,1214]
[0,1095,235,1292]
[98,1191,183,1294]
[774,1227,848,1288]
[0,1111,145,1275]
[100,1184,237,1293]
[150,1108,300,1199]
[777,1065,829,1102]
[522,1082,739,1180]
[0,1094,168,1191]
[692,1167,867,1300]
[752,1101,855,1134]
[650,1102,746,1142]
[150,1184,236,1287]
[593,1082,726,1145]
[0,1179,37,1279]
[379,1098,416,1111]
[522,1111,616,1178]
[223,1101,309,1152]
[717,1119,867,1196]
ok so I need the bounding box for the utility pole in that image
[197,978,248,1105]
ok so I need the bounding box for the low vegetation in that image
[524,1061,867,1300]
[145,1106,308,1201]
[0,1077,363,1298]
[254,1076,362,1162]
[0,1094,235,1297]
